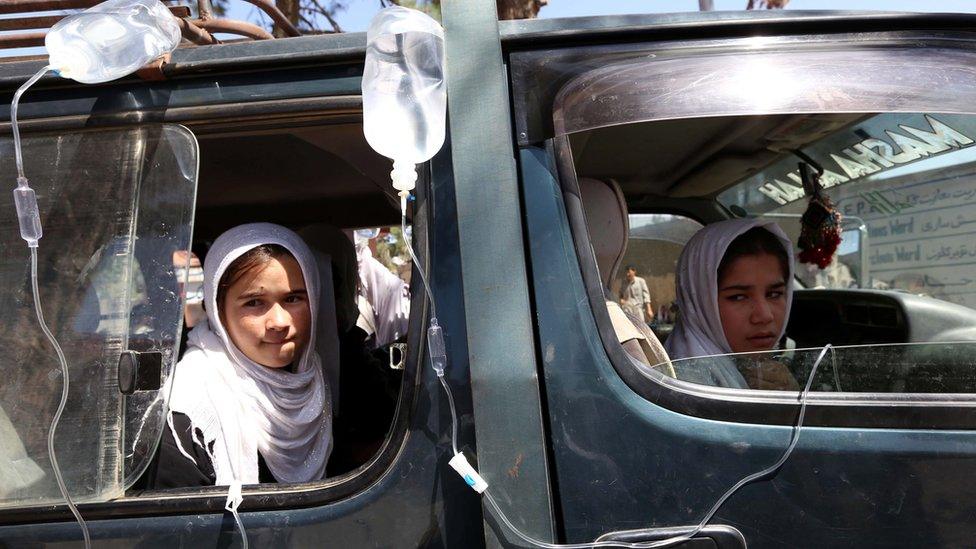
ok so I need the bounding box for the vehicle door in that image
[0,32,483,546]
[509,14,976,547]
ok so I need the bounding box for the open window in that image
[129,119,418,492]
[0,125,197,507]
[0,116,424,517]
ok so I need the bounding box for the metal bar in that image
[238,0,301,37]
[192,18,274,40]
[440,0,557,547]
[0,0,103,13]
[0,15,64,31]
[0,7,190,32]
[0,32,45,49]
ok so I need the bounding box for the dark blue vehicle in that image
[1,2,976,547]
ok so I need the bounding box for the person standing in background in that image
[619,265,654,324]
[354,229,410,348]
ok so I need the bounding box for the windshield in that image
[717,113,976,304]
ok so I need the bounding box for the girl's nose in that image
[266,303,290,330]
[751,298,774,324]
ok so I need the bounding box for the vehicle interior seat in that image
[298,224,360,343]
[578,177,675,376]
[297,223,356,415]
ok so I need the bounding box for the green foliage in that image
[374,226,412,278]
[394,0,442,21]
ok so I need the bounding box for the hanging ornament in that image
[796,160,843,269]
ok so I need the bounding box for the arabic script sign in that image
[758,115,974,205]
[719,113,976,308]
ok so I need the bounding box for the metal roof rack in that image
[0,0,302,51]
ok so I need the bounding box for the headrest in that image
[298,223,359,334]
[579,178,629,290]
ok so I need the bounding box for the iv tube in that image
[449,342,829,547]
[11,66,50,180]
[400,187,437,320]
[32,249,91,548]
[11,66,91,549]
[476,345,832,549]
[414,221,833,549]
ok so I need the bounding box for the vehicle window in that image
[568,112,976,395]
[718,113,976,301]
[0,125,197,507]
[135,124,414,491]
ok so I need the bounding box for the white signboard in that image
[719,113,976,309]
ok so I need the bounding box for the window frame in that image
[556,131,976,430]
[533,33,976,429]
[0,62,433,525]
[540,36,976,429]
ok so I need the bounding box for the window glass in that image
[719,113,976,304]
[0,125,197,507]
[669,342,976,394]
[617,214,703,341]
[569,112,976,394]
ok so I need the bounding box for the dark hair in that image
[625,265,638,274]
[216,244,294,309]
[717,227,790,283]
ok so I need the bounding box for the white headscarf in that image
[665,218,794,388]
[167,223,332,486]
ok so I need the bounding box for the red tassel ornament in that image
[797,162,843,269]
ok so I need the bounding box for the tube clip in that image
[449,453,488,493]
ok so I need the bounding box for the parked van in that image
[2,4,975,547]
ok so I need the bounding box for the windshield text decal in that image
[758,115,974,205]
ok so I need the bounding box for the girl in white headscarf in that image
[666,218,799,390]
[153,223,332,489]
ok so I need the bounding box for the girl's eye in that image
[285,295,305,304]
[243,299,261,308]
[768,291,784,299]
[726,294,747,302]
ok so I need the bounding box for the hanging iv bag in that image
[362,6,446,195]
[45,0,181,84]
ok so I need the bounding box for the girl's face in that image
[717,252,787,354]
[222,255,311,368]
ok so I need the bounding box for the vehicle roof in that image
[0,31,366,90]
[4,10,976,90]
[498,10,976,47]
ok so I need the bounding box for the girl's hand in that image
[742,359,800,391]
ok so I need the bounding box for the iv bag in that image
[45,0,181,84]
[362,6,446,192]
